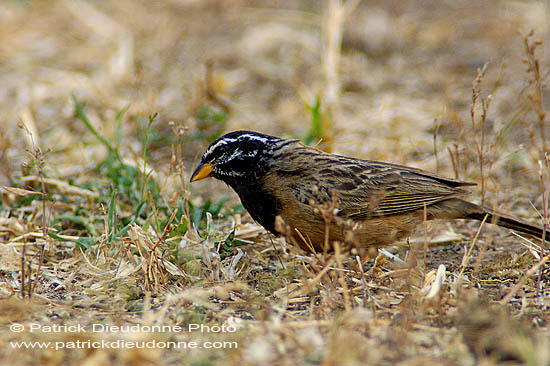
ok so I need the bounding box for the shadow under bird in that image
[190,130,549,253]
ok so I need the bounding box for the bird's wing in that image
[288,154,474,219]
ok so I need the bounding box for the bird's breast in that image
[231,181,282,235]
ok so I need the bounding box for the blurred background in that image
[1,0,548,185]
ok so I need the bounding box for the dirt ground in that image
[0,0,549,365]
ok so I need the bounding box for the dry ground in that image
[0,0,549,365]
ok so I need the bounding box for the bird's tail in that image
[432,198,550,241]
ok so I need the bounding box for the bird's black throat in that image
[224,177,282,235]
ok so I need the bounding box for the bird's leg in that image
[353,250,380,310]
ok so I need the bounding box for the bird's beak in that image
[190,163,215,182]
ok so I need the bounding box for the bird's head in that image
[190,130,284,184]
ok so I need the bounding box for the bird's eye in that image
[207,152,225,163]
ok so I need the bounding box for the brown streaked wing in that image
[298,153,474,219]
[336,166,473,218]
[279,144,476,218]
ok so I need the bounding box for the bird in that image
[190,130,549,253]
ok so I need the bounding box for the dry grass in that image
[1,0,549,365]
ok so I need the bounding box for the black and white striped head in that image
[190,131,284,184]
